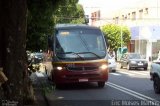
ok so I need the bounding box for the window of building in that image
[113,17,116,23]
[91,10,101,21]
[91,13,95,22]
[125,15,127,20]
[139,9,143,19]
[144,8,148,14]
[115,17,119,24]
[94,12,96,21]
[97,10,101,20]
[128,13,130,19]
[132,12,136,20]
[122,15,125,20]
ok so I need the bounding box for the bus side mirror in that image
[84,15,89,24]
[103,34,108,49]
[48,36,53,51]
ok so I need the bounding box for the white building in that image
[90,0,160,61]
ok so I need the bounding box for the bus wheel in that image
[56,84,63,89]
[98,81,105,88]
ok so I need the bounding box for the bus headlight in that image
[56,66,63,71]
[99,64,108,70]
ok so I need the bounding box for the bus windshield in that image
[55,28,106,60]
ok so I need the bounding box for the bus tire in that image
[56,84,63,89]
[98,81,105,88]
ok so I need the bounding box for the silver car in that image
[150,59,160,94]
[108,54,117,72]
[120,53,148,70]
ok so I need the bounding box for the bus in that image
[47,24,109,88]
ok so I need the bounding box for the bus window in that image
[55,29,106,60]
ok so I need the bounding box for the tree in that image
[101,24,131,52]
[27,0,85,52]
[53,0,85,24]
[0,0,29,104]
[27,0,58,52]
[70,4,85,24]
[0,0,63,104]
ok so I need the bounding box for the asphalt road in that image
[34,62,160,106]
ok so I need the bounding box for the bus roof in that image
[55,24,100,30]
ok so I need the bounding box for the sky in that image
[78,0,143,15]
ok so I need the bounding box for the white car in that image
[150,59,160,94]
[108,55,117,72]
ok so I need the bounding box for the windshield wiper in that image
[77,52,101,59]
[57,52,85,60]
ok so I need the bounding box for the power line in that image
[54,16,160,20]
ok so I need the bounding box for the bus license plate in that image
[138,63,143,65]
[79,79,88,82]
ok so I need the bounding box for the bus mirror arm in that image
[104,36,109,49]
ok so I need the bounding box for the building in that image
[90,0,160,61]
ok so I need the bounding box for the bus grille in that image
[67,66,98,71]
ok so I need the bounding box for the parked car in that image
[27,51,32,62]
[150,59,160,94]
[108,54,117,72]
[33,52,44,63]
[27,52,44,72]
[120,53,148,70]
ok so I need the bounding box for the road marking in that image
[116,70,150,77]
[110,73,121,76]
[106,82,160,105]
[127,71,149,76]
[107,83,147,100]
[117,71,135,76]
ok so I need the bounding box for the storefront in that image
[130,26,160,61]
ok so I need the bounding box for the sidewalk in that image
[30,61,55,106]
[30,68,51,106]
[33,85,49,106]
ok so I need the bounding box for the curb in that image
[43,94,50,106]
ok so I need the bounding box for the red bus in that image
[47,24,109,88]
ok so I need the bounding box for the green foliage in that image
[27,0,85,52]
[27,0,57,52]
[101,24,130,51]
[70,4,85,24]
[53,1,85,24]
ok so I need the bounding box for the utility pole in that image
[120,25,123,54]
